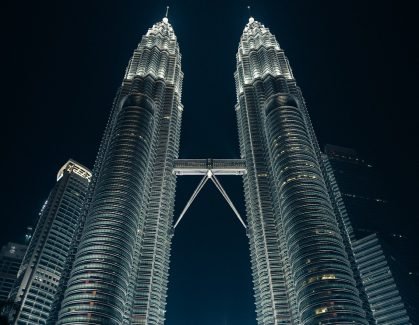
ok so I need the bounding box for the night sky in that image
[1,0,417,324]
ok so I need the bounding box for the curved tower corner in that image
[235,17,368,325]
[55,17,183,325]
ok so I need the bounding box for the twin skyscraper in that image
[6,14,411,325]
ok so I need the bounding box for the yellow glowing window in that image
[321,274,336,280]
[315,307,328,315]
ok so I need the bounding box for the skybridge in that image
[173,159,246,176]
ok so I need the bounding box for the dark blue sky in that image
[1,0,417,324]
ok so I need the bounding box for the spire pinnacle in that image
[247,5,254,24]
[163,6,169,23]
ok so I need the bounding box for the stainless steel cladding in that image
[234,18,367,325]
[56,18,183,325]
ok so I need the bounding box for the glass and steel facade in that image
[8,160,91,324]
[353,234,411,324]
[323,146,416,324]
[324,144,392,237]
[234,18,367,324]
[0,243,27,302]
[55,17,183,325]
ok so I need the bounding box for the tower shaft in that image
[235,19,368,324]
[56,19,183,324]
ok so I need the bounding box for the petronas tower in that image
[56,17,183,324]
[11,12,407,325]
[235,18,367,324]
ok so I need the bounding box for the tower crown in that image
[235,18,294,94]
[240,19,280,55]
[145,19,176,41]
[56,159,92,182]
[125,18,183,95]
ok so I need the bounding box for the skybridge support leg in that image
[210,174,247,229]
[173,175,209,229]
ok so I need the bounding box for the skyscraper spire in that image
[163,5,169,23]
[247,6,255,24]
[234,18,368,324]
[55,17,183,324]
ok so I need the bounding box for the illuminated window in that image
[315,307,328,315]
